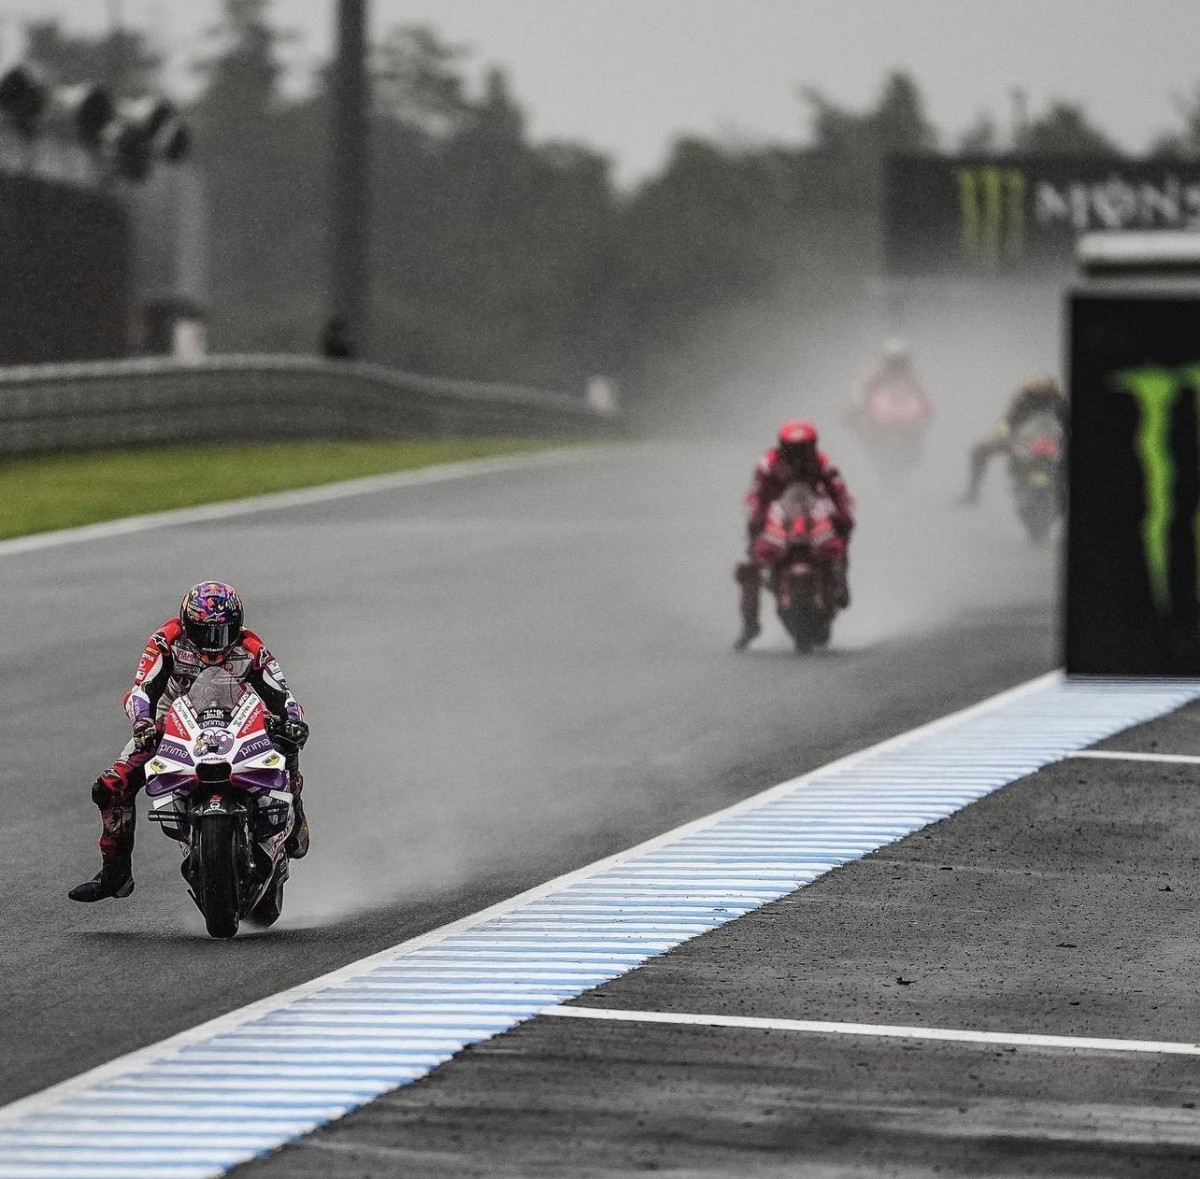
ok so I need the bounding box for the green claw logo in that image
[1116,364,1200,613]
[957,166,1026,265]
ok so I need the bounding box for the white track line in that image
[542,1005,1200,1056]
[3,672,1199,1179]
[0,671,1061,1123]
[0,446,598,558]
[1069,749,1200,765]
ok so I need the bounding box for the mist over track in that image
[0,442,1054,1107]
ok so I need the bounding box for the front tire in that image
[198,814,241,939]
[783,604,817,653]
[1019,493,1056,545]
[778,573,818,654]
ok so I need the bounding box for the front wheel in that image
[1018,489,1057,545]
[777,572,819,654]
[781,601,818,653]
[197,813,241,939]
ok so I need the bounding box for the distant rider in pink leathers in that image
[848,337,934,435]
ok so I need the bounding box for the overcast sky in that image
[3,1,1200,186]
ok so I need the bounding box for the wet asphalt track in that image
[237,704,1200,1179]
[0,442,1061,1164]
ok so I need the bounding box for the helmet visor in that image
[186,619,236,653]
[781,441,816,467]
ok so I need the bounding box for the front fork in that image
[183,798,253,887]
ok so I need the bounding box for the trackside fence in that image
[0,354,619,455]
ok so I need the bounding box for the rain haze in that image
[0,0,1168,913]
[2,0,1199,184]
[4,3,1200,1176]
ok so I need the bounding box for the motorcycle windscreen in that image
[186,665,247,724]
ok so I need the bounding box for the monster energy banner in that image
[886,156,1200,277]
[1067,291,1200,674]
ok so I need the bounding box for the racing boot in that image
[733,562,762,651]
[69,771,137,901]
[285,793,310,860]
[69,853,134,902]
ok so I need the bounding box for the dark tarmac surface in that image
[0,443,1055,1148]
[236,703,1200,1179]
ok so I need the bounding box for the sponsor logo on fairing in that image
[235,734,273,761]
[195,729,234,757]
[155,739,193,764]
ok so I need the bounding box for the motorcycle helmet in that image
[180,581,244,664]
[1023,374,1061,399]
[882,337,911,366]
[778,418,819,476]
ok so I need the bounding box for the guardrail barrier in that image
[0,354,618,454]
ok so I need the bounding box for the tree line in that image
[25,1,1200,403]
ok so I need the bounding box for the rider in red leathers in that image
[69,581,311,903]
[734,419,855,650]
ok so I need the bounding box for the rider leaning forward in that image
[69,581,311,903]
[734,418,855,651]
[963,375,1067,505]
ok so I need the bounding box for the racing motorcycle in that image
[144,667,297,939]
[847,381,932,485]
[1009,411,1065,544]
[757,483,850,653]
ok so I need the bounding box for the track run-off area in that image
[4,443,1198,1177]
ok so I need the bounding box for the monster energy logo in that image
[957,166,1026,264]
[1117,365,1200,614]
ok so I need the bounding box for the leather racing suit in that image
[850,365,934,432]
[736,447,855,635]
[92,620,305,862]
[965,385,1068,503]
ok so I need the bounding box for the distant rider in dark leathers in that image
[962,375,1067,504]
[734,419,855,651]
[69,582,311,902]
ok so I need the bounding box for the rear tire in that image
[198,814,241,939]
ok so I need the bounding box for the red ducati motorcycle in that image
[754,483,850,653]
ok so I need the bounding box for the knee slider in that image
[91,772,124,807]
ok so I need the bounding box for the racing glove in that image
[131,717,158,754]
[266,715,309,756]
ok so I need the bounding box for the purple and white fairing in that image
[145,686,291,800]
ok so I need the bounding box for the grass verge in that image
[0,438,554,541]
